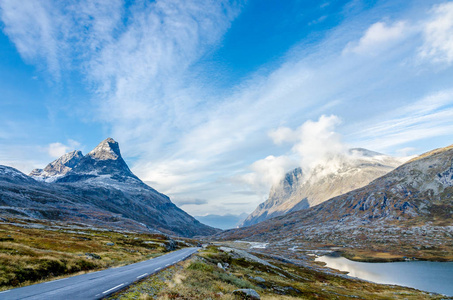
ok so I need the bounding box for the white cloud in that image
[0,0,124,79]
[343,21,408,55]
[419,2,453,64]
[239,115,345,195]
[268,115,345,172]
[239,155,297,197]
[0,0,61,76]
[351,89,453,151]
[269,127,298,145]
[47,139,81,158]
[291,115,345,171]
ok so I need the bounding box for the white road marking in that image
[136,273,148,279]
[155,267,162,271]
[165,264,170,267]
[0,290,10,294]
[102,283,124,294]
[44,278,68,284]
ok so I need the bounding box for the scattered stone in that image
[217,262,224,269]
[232,289,260,300]
[106,242,114,246]
[85,253,101,259]
[251,276,265,283]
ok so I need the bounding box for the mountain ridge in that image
[1,138,218,237]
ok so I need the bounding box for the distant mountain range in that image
[194,213,248,230]
[0,138,218,237]
[217,144,453,251]
[241,148,408,227]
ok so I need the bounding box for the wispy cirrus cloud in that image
[343,21,409,56]
[350,89,453,151]
[419,1,453,64]
[0,0,124,79]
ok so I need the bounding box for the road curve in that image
[0,247,198,300]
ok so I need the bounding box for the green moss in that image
[217,272,255,289]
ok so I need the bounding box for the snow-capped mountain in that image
[241,148,408,227]
[217,144,453,247]
[29,150,83,182]
[0,138,218,237]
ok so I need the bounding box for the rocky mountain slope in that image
[242,148,408,227]
[0,138,218,237]
[217,145,453,260]
[30,150,83,182]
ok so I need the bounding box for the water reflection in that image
[316,256,384,282]
[316,255,453,296]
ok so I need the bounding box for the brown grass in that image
[0,221,190,290]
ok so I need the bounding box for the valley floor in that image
[108,244,449,299]
[1,218,451,299]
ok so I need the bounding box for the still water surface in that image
[316,255,453,296]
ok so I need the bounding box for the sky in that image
[1,0,453,217]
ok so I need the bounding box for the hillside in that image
[217,144,453,260]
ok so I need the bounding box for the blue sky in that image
[1,0,453,216]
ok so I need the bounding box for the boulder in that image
[165,239,177,251]
[232,289,260,300]
[85,253,101,259]
[251,276,265,283]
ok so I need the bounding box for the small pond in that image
[316,255,453,296]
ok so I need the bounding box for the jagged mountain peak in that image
[29,150,84,181]
[348,148,384,157]
[87,138,121,161]
[47,150,84,170]
[61,138,137,182]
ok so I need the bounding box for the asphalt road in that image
[0,247,198,300]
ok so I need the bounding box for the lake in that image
[316,255,453,296]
